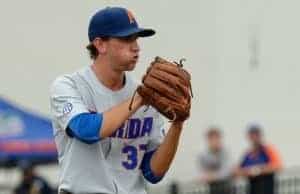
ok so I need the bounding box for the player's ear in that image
[92,37,107,55]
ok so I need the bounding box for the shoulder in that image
[263,144,280,156]
[51,74,74,87]
[50,67,89,92]
[50,74,76,95]
[263,143,277,151]
[50,67,88,95]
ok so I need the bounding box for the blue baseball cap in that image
[247,123,263,134]
[88,7,155,42]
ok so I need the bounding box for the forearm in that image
[100,95,143,138]
[150,121,183,176]
[259,164,282,175]
[236,164,281,178]
[234,167,250,177]
[214,169,231,180]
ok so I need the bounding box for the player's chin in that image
[126,63,136,71]
[126,60,138,71]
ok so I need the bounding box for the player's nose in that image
[131,39,140,53]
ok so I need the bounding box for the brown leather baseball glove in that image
[133,56,193,122]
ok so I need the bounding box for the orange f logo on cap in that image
[127,10,135,24]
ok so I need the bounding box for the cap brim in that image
[136,28,156,37]
[112,27,155,38]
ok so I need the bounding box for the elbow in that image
[142,165,164,184]
[140,150,165,184]
[67,112,103,144]
[272,164,283,172]
[143,172,164,184]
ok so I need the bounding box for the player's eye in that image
[118,35,138,42]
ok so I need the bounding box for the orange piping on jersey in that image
[265,144,283,169]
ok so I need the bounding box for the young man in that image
[198,127,233,194]
[50,7,186,194]
[235,124,282,194]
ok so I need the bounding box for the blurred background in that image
[0,0,299,194]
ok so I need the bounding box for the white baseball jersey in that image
[50,65,165,194]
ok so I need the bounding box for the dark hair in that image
[247,124,263,135]
[86,37,110,60]
[86,43,98,60]
[206,127,221,137]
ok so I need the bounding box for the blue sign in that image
[0,97,57,167]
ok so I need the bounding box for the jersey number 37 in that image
[122,144,147,170]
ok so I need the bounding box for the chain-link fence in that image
[1,170,300,194]
[148,170,300,194]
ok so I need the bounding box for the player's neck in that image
[92,58,125,91]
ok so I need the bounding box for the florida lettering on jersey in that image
[110,117,153,139]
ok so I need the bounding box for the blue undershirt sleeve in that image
[66,112,103,144]
[140,149,164,184]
